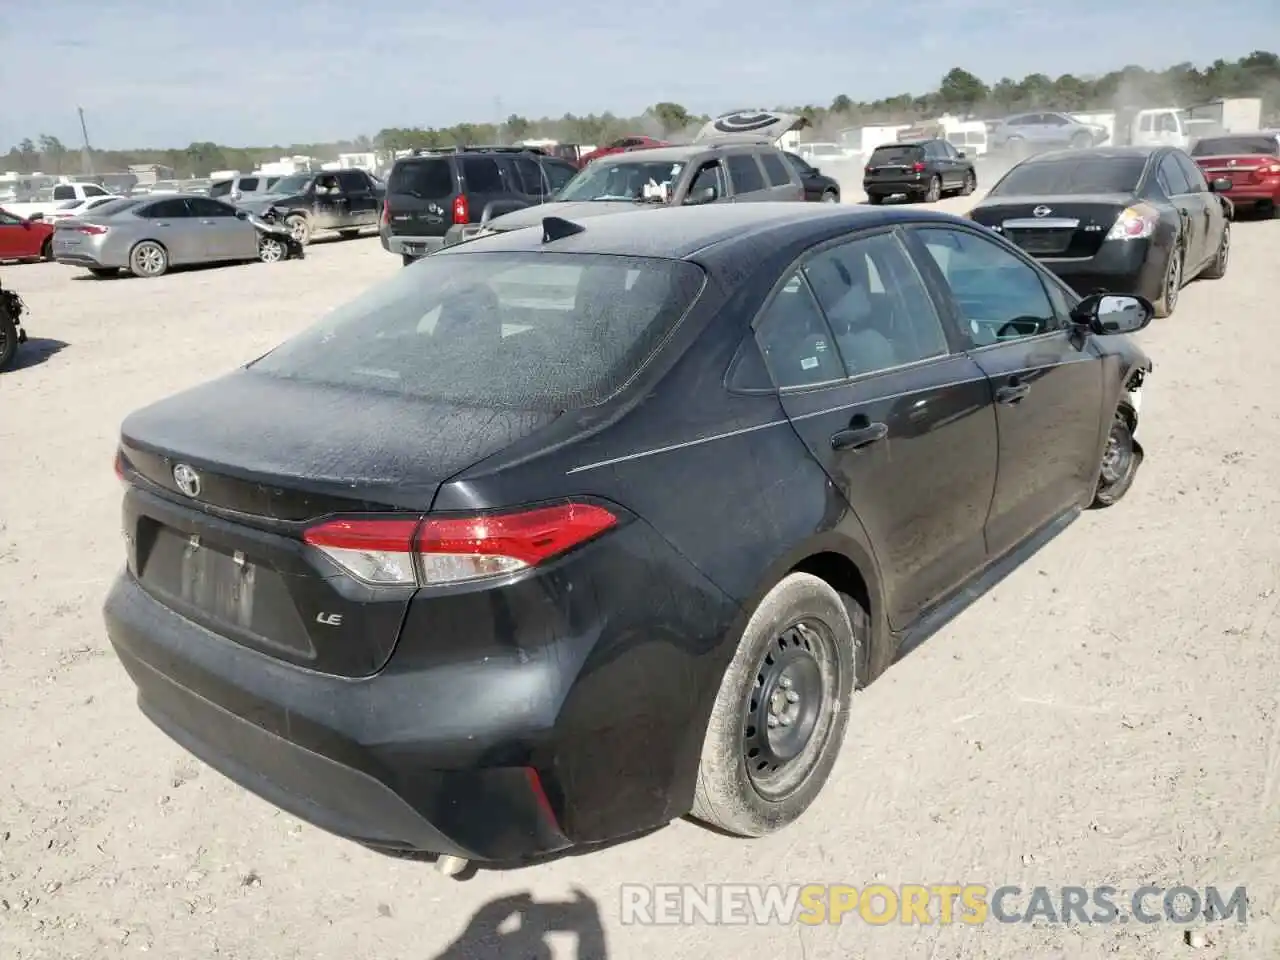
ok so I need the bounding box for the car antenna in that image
[542,216,584,243]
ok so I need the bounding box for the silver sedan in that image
[51,194,264,279]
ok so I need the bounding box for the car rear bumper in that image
[1032,239,1166,300]
[863,176,928,197]
[103,515,739,860]
[385,234,445,257]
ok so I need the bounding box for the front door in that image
[183,196,247,259]
[337,170,377,227]
[0,210,31,259]
[906,224,1106,560]
[1174,151,1222,272]
[311,174,344,230]
[752,228,999,630]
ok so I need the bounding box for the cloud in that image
[2,0,1273,148]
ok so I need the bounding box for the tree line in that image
[6,51,1278,179]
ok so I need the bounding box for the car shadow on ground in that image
[431,888,608,959]
[6,337,69,371]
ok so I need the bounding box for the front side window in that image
[915,227,1059,346]
[248,252,707,411]
[803,232,949,377]
[725,154,766,194]
[761,152,793,186]
[686,161,726,202]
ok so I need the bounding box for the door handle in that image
[830,421,888,451]
[995,382,1031,404]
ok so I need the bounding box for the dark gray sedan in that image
[51,194,263,278]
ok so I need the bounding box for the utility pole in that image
[495,96,504,144]
[77,106,94,176]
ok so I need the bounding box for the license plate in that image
[1011,234,1067,254]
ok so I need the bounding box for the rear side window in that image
[726,154,766,194]
[239,177,260,191]
[209,181,232,197]
[139,198,190,218]
[513,157,544,194]
[870,145,922,165]
[459,157,504,193]
[760,152,792,186]
[543,160,577,192]
[87,198,138,217]
[1157,155,1191,195]
[249,252,707,411]
[53,185,76,200]
[389,159,454,200]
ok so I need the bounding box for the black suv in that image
[863,138,977,204]
[381,147,579,263]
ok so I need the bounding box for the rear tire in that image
[0,312,17,371]
[401,254,418,267]
[960,169,977,196]
[864,193,884,206]
[820,189,839,203]
[40,237,52,261]
[88,267,118,279]
[1200,222,1229,280]
[1153,245,1184,318]
[923,175,942,203]
[690,573,860,837]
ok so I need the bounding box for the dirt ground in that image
[2,193,1278,960]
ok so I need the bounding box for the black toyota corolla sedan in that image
[968,146,1232,318]
[104,203,1153,873]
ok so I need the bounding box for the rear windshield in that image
[989,157,1147,196]
[556,160,687,202]
[869,145,923,164]
[388,158,455,200]
[248,252,706,410]
[1191,136,1279,157]
[85,198,139,217]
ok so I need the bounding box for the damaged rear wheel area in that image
[1092,400,1143,509]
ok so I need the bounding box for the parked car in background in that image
[103,202,1153,876]
[441,112,809,250]
[380,146,582,262]
[234,169,385,245]
[989,112,1110,153]
[52,194,266,279]
[0,207,55,262]
[149,180,182,194]
[178,179,213,196]
[1190,131,1280,218]
[797,141,849,165]
[210,174,284,203]
[5,181,117,221]
[968,146,1232,317]
[48,195,124,222]
[863,139,977,204]
[579,135,669,166]
[783,151,841,202]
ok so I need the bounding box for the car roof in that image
[875,140,931,148]
[437,203,970,262]
[1022,146,1160,164]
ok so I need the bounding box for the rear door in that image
[1155,152,1204,266]
[745,228,998,629]
[337,170,378,226]
[932,140,964,187]
[768,152,810,199]
[905,224,1104,558]
[539,158,578,196]
[386,156,458,241]
[723,152,772,201]
[1173,150,1222,272]
[137,198,199,263]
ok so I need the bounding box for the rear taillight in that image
[864,165,873,174]
[303,503,617,587]
[1105,205,1158,241]
[381,198,390,225]
[912,162,926,173]
[452,195,469,224]
[113,449,125,481]
[75,224,108,235]
[1255,163,1280,178]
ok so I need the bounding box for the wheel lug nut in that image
[767,716,779,728]
[779,677,792,689]
[785,690,800,703]
[779,716,792,726]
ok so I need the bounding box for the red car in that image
[579,135,669,166]
[0,208,55,262]
[1191,132,1280,217]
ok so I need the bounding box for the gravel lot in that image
[3,191,1279,960]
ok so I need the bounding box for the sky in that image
[2,0,1276,151]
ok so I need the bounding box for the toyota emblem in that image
[1033,205,1052,218]
[172,463,201,498]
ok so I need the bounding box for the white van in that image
[944,121,988,157]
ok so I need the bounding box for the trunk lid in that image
[385,155,460,239]
[693,110,807,144]
[118,370,556,677]
[1192,154,1280,184]
[969,193,1133,258]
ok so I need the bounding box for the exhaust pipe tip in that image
[435,855,469,878]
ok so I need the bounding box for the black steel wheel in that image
[1092,409,1142,508]
[0,312,17,371]
[1154,246,1183,318]
[924,175,942,203]
[1201,222,1229,280]
[691,572,862,837]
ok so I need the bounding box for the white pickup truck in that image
[4,182,118,221]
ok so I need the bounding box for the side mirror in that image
[811,166,822,175]
[235,209,248,220]
[1071,293,1153,335]
[957,151,967,159]
[1210,177,1232,192]
[28,211,44,222]
[684,186,716,205]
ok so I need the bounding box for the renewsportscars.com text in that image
[619,884,1249,926]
